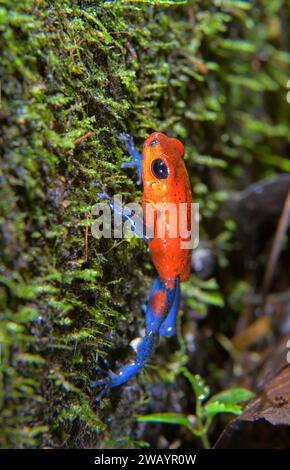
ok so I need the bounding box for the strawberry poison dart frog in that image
[91,132,192,400]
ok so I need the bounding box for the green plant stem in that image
[195,395,211,448]
[200,432,210,449]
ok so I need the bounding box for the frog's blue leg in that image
[145,279,180,337]
[91,278,178,398]
[159,283,180,337]
[120,133,142,185]
[97,186,150,243]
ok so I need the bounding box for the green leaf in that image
[208,388,255,406]
[217,39,256,53]
[15,353,45,365]
[205,401,242,419]
[181,280,224,307]
[14,307,38,323]
[137,413,194,432]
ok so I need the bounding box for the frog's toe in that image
[94,383,111,403]
[97,190,108,199]
[90,377,111,403]
[94,356,109,373]
[90,378,107,389]
[119,132,133,147]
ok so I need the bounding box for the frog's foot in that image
[90,377,112,403]
[90,334,157,402]
[94,355,109,374]
[120,133,142,185]
[90,357,111,402]
[90,182,111,202]
[106,334,157,389]
[94,184,110,201]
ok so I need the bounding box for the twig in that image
[85,224,89,262]
[73,131,93,145]
[262,189,290,307]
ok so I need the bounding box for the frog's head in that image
[142,132,185,199]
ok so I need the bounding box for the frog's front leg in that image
[91,278,179,400]
[120,133,142,185]
[96,186,150,243]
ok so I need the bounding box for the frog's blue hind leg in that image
[120,133,142,185]
[159,283,180,337]
[145,279,180,337]
[91,278,178,398]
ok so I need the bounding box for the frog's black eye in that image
[151,159,169,180]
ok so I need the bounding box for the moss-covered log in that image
[1,0,289,448]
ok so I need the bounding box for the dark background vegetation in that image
[1,0,290,448]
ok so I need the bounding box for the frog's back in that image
[142,132,192,282]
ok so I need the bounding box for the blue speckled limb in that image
[96,186,150,243]
[91,278,179,400]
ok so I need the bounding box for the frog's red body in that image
[142,132,192,282]
[91,132,193,399]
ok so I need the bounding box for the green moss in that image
[0,0,289,448]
